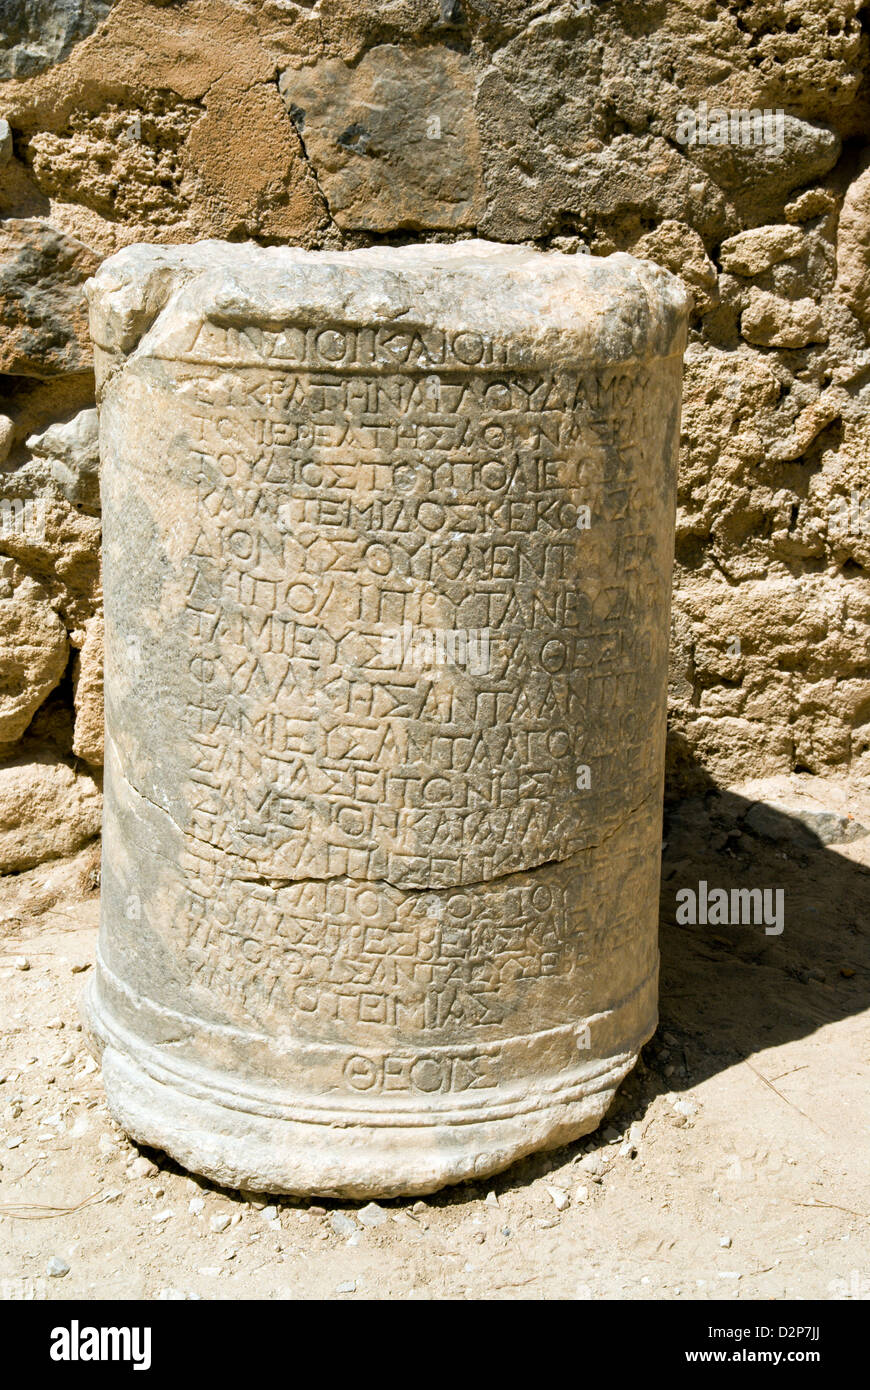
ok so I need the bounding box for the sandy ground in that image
[0,774,868,1302]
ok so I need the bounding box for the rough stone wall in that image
[1,0,869,868]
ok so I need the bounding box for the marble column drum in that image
[82,240,688,1196]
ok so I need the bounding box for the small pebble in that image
[577,1153,605,1180]
[357,1201,386,1228]
[47,1256,70,1278]
[189,1197,205,1215]
[719,1235,732,1248]
[126,1156,158,1179]
[575,1185,590,1204]
[671,1097,698,1118]
[485,1191,499,1208]
[330,1211,357,1238]
[546,1185,570,1211]
[209,1213,232,1234]
[13,957,30,971]
[152,1210,173,1223]
[336,1280,357,1294]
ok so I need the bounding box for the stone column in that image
[83,241,688,1197]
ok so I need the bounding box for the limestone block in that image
[0,752,101,873]
[0,0,113,79]
[0,415,14,463]
[686,115,840,202]
[278,45,484,231]
[0,593,69,743]
[836,164,870,327]
[741,289,827,349]
[27,407,101,513]
[72,613,104,765]
[83,239,687,1196]
[720,226,805,277]
[0,220,99,378]
[632,221,718,314]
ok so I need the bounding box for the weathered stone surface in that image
[686,116,841,202]
[0,751,101,873]
[0,220,99,377]
[836,164,870,328]
[0,592,68,743]
[278,46,484,231]
[72,612,103,765]
[670,571,870,783]
[720,225,806,277]
[0,480,102,642]
[25,95,202,235]
[0,0,114,79]
[784,188,839,224]
[27,407,101,513]
[84,239,687,1196]
[741,289,828,349]
[632,221,718,314]
[0,0,868,841]
[0,415,14,463]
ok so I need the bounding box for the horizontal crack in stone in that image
[115,757,652,894]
